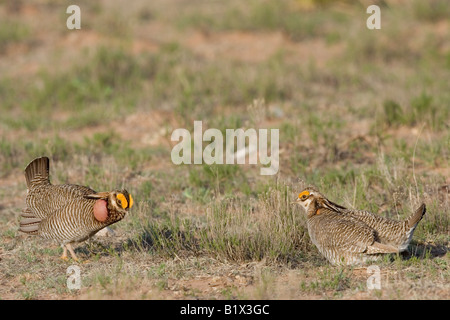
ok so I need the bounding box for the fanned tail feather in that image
[25,157,50,189]
[407,204,426,228]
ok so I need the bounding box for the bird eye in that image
[298,191,310,201]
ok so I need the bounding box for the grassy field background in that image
[0,0,449,299]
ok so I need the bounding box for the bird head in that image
[293,187,322,214]
[85,190,133,223]
[293,186,346,217]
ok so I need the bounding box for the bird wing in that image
[320,215,377,254]
[342,208,407,243]
[26,184,97,219]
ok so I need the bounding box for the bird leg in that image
[60,245,69,261]
[60,244,79,261]
[66,243,79,261]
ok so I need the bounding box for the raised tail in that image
[24,157,50,189]
[398,203,426,252]
[19,208,41,235]
[407,203,426,228]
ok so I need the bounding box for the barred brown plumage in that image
[294,186,426,265]
[19,157,133,261]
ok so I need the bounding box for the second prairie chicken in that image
[294,187,426,265]
[19,157,133,261]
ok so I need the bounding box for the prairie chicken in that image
[294,187,426,265]
[19,157,133,261]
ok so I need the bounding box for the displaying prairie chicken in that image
[19,157,133,261]
[294,186,426,265]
